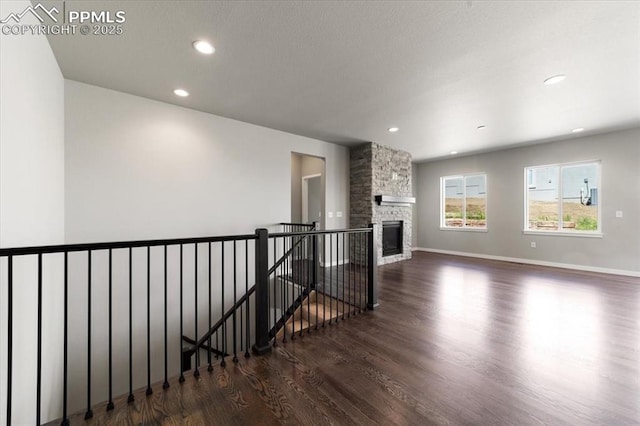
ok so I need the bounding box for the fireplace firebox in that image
[382,221,403,257]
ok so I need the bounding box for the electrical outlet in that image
[336,211,343,218]
[530,242,536,248]
[328,211,333,218]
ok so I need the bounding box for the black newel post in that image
[252,228,272,355]
[367,223,379,310]
[311,221,320,290]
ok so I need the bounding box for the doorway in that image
[290,153,325,229]
[302,174,322,223]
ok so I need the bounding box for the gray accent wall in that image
[416,127,640,274]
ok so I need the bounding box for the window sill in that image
[440,227,488,233]
[522,230,603,238]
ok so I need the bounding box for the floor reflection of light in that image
[437,266,489,344]
[520,278,602,389]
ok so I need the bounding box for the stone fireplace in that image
[350,142,414,265]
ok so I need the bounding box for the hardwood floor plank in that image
[49,252,640,425]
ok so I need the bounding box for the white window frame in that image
[523,160,602,237]
[440,173,488,232]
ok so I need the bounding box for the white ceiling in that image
[40,1,639,161]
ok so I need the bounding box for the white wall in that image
[416,128,640,275]
[0,5,65,247]
[291,154,303,222]
[65,80,349,242]
[0,1,65,423]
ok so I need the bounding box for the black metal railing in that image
[261,225,378,345]
[0,223,376,425]
[278,222,316,233]
[182,222,318,361]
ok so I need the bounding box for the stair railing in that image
[257,224,378,346]
[0,222,377,425]
[0,233,256,425]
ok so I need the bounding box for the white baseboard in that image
[413,247,640,278]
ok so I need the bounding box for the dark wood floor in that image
[55,252,640,425]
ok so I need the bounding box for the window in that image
[525,161,600,234]
[441,174,487,229]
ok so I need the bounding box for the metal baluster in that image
[85,250,93,420]
[245,240,250,358]
[163,246,170,388]
[314,235,319,331]
[194,244,200,378]
[208,242,213,372]
[356,234,361,314]
[285,237,296,340]
[36,254,42,424]
[6,256,12,426]
[307,234,311,334]
[62,252,69,426]
[272,238,277,347]
[361,233,365,313]
[342,233,346,320]
[322,234,326,327]
[333,234,337,324]
[345,233,349,317]
[346,233,351,318]
[107,249,114,410]
[215,244,219,360]
[299,236,304,338]
[240,258,244,356]
[233,241,238,363]
[335,233,340,323]
[128,248,134,402]
[359,232,362,313]
[281,237,287,343]
[146,247,153,395]
[179,244,185,383]
[221,243,226,367]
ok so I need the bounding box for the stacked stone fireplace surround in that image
[350,142,412,266]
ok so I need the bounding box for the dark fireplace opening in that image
[382,221,403,257]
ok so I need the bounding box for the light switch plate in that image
[616,211,623,218]
[336,211,343,218]
[328,211,333,218]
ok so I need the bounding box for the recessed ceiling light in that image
[173,89,189,97]
[450,151,458,155]
[544,74,566,85]
[571,128,584,133]
[193,40,215,55]
[477,125,486,130]
[388,127,399,132]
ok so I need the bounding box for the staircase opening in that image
[382,220,403,257]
